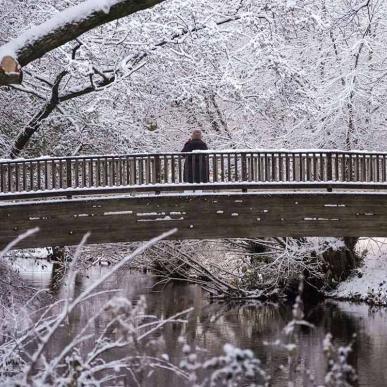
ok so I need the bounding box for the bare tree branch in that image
[10,70,68,158]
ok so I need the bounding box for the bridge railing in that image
[1,150,387,193]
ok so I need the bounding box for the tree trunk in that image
[323,237,360,285]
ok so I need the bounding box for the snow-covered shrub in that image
[178,337,269,387]
[233,237,361,297]
[365,285,387,307]
[323,334,357,387]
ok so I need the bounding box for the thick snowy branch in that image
[0,0,165,86]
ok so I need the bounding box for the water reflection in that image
[15,259,387,386]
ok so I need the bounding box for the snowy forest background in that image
[1,0,385,159]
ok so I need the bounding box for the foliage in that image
[1,0,386,157]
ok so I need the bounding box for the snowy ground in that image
[329,238,387,304]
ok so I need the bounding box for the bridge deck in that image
[2,150,387,249]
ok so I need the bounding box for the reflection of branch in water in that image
[49,261,66,294]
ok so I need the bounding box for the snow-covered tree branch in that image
[0,0,165,86]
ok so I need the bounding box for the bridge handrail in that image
[1,181,387,202]
[2,149,387,164]
[1,149,387,194]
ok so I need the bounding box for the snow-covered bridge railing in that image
[2,149,387,195]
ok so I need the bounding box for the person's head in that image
[191,129,202,140]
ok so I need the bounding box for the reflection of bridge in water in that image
[2,149,387,249]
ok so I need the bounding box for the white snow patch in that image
[329,238,387,300]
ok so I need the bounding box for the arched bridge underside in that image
[2,149,387,249]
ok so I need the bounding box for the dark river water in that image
[15,258,387,386]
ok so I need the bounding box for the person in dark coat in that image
[181,130,209,183]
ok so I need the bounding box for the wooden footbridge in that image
[2,149,387,249]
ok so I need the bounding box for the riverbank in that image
[328,238,387,306]
[5,237,387,306]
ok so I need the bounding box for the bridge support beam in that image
[0,192,386,249]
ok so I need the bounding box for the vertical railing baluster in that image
[211,153,218,183]
[334,153,338,181]
[285,153,289,181]
[21,162,26,191]
[278,153,283,181]
[7,162,12,192]
[177,155,182,183]
[111,157,116,186]
[95,158,100,187]
[118,157,122,186]
[145,156,150,184]
[15,163,19,192]
[52,160,56,189]
[291,153,296,181]
[322,153,326,181]
[103,158,106,186]
[132,157,137,185]
[249,152,254,181]
[343,153,347,181]
[137,157,141,185]
[263,153,268,181]
[81,157,86,188]
[299,153,303,182]
[171,155,176,183]
[58,160,63,188]
[365,155,369,182]
[227,153,231,182]
[234,153,238,182]
[125,156,130,185]
[75,159,79,188]
[220,154,225,182]
[241,153,246,181]
[349,154,353,182]
[163,155,168,184]
[0,163,3,192]
[306,154,311,181]
[65,158,71,189]
[37,161,41,190]
[43,160,47,189]
[89,158,94,187]
[327,153,333,181]
[271,153,275,181]
[312,153,317,181]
